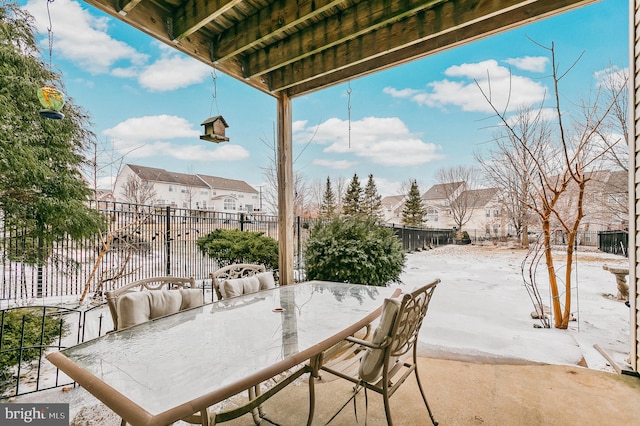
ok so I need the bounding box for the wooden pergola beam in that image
[276,93,294,285]
[241,0,442,78]
[270,0,598,95]
[170,0,242,41]
[212,0,344,62]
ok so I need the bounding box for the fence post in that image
[165,206,171,276]
[296,216,301,271]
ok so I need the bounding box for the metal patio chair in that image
[306,279,441,426]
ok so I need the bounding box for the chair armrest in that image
[345,335,389,349]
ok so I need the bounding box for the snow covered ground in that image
[399,244,631,372]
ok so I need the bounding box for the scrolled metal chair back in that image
[389,279,439,358]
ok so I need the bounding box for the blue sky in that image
[21,0,628,198]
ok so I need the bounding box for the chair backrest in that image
[358,279,440,382]
[105,276,197,330]
[209,264,270,300]
[388,279,439,358]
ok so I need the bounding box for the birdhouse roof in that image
[200,115,229,127]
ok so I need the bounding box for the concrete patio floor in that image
[13,356,640,425]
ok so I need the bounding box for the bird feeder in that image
[200,115,229,143]
[37,85,65,120]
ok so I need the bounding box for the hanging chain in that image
[347,81,352,149]
[210,67,220,116]
[46,0,55,72]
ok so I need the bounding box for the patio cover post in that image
[277,92,294,285]
[629,0,638,371]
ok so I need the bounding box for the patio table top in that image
[47,281,398,426]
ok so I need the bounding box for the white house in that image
[113,164,259,214]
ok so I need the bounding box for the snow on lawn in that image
[397,244,630,372]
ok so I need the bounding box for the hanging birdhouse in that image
[200,115,229,143]
[37,85,65,120]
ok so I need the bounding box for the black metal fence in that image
[0,304,108,399]
[0,202,305,306]
[598,230,629,257]
[2,202,451,306]
[391,226,454,251]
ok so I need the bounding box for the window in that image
[239,194,244,198]
[200,190,207,195]
[427,208,438,221]
[493,224,499,235]
[224,198,236,210]
[168,186,173,192]
[486,209,491,217]
[494,209,501,217]
[202,201,207,208]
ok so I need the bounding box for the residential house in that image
[462,188,505,238]
[113,164,259,215]
[421,181,465,229]
[381,195,406,225]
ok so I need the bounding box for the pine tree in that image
[362,174,382,220]
[402,180,426,228]
[342,174,362,217]
[0,2,103,264]
[319,177,336,218]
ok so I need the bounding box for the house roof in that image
[381,195,405,208]
[126,164,257,193]
[460,187,500,208]
[422,182,465,200]
[201,115,229,127]
[197,174,258,194]
[127,164,208,188]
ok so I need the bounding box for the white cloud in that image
[295,117,443,167]
[104,115,200,141]
[382,87,420,98]
[104,115,249,162]
[311,159,357,169]
[292,120,308,133]
[594,66,629,89]
[505,108,557,126]
[503,56,548,72]
[385,59,547,113]
[25,0,146,74]
[138,54,211,91]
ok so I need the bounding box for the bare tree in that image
[478,42,626,329]
[259,133,312,216]
[435,165,480,231]
[120,174,157,206]
[476,105,548,246]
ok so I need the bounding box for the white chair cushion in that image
[179,288,205,310]
[222,278,246,298]
[256,271,276,290]
[243,275,261,294]
[148,290,183,319]
[359,297,401,382]
[117,291,152,330]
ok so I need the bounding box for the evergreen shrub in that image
[304,217,405,286]
[196,229,279,270]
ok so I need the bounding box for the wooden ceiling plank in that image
[171,0,243,41]
[243,0,444,78]
[271,0,596,94]
[81,0,272,94]
[213,0,345,62]
[117,0,144,16]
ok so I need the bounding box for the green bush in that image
[0,308,68,392]
[303,217,406,286]
[455,230,471,245]
[196,229,279,270]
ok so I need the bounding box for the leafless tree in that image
[435,165,481,231]
[476,105,548,246]
[478,42,626,329]
[259,133,312,216]
[120,174,157,206]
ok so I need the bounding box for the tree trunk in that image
[542,217,563,328]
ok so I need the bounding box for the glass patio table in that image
[47,281,399,426]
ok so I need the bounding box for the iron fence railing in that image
[0,304,109,399]
[598,230,629,257]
